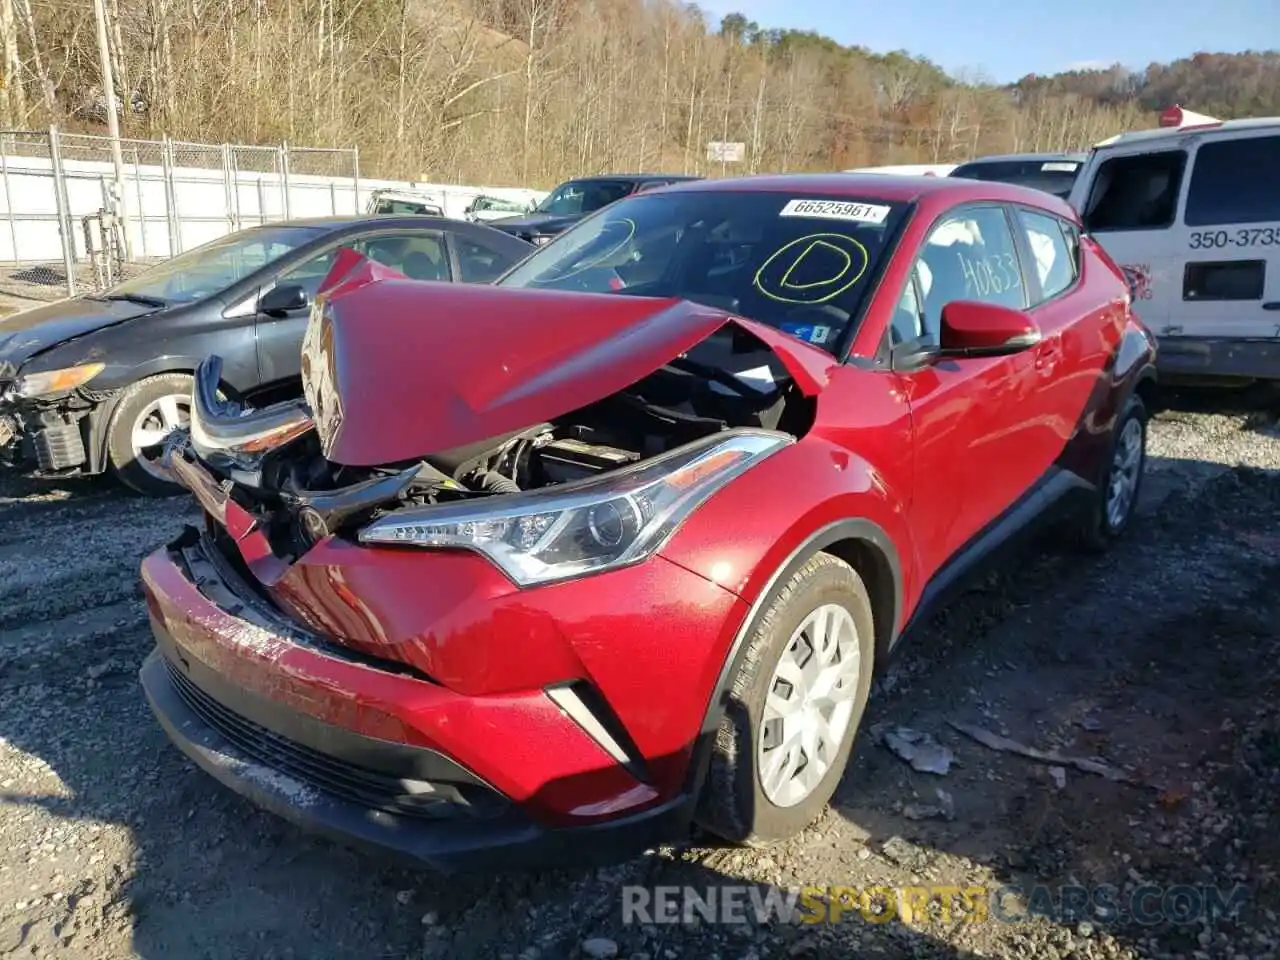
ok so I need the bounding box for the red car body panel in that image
[138,174,1157,872]
[303,278,831,468]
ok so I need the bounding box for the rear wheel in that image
[106,373,193,497]
[1075,392,1147,550]
[698,552,875,844]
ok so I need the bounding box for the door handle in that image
[1034,338,1062,373]
[1263,302,1280,312]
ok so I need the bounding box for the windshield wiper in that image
[91,293,167,308]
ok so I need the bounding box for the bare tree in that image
[0,0,23,125]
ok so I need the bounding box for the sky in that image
[698,0,1280,83]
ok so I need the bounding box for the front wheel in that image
[698,552,875,844]
[106,373,194,497]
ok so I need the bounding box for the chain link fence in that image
[0,127,360,307]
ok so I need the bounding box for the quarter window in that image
[1016,209,1077,303]
[1184,135,1280,226]
[352,232,450,281]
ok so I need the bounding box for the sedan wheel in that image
[130,393,191,482]
[107,372,196,497]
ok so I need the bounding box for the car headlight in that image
[531,234,553,246]
[358,430,791,586]
[11,362,105,399]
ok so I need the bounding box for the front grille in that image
[163,657,502,820]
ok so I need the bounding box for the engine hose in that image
[478,471,521,494]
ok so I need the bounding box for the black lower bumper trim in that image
[140,649,693,873]
[1158,335,1280,381]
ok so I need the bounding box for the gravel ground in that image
[0,388,1276,960]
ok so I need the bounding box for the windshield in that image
[108,225,326,305]
[373,199,441,215]
[534,179,635,216]
[951,159,1082,198]
[497,191,907,352]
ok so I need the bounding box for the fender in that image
[1055,316,1157,489]
[657,439,914,800]
[677,515,904,804]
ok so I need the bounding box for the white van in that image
[1067,116,1280,383]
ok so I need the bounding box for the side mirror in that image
[938,301,1041,358]
[259,283,309,317]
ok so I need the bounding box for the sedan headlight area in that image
[359,431,791,586]
[10,362,105,399]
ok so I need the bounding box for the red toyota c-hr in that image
[139,174,1156,872]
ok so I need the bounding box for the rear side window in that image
[1184,135,1280,226]
[1083,151,1186,233]
[1016,209,1078,303]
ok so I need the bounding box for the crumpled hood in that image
[301,251,834,467]
[0,297,154,379]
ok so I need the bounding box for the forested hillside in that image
[1,0,1275,186]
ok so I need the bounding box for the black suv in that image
[488,174,702,245]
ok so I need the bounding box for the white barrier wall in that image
[0,151,546,263]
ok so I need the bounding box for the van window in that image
[1083,151,1186,233]
[1185,135,1280,226]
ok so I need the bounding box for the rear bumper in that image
[1157,335,1280,382]
[139,529,697,871]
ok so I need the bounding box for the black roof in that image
[252,214,461,231]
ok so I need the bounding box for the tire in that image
[1075,392,1147,551]
[106,373,194,497]
[697,552,876,844]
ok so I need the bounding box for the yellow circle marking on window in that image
[754,233,869,305]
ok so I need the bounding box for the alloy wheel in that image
[130,393,190,482]
[1105,416,1144,530]
[757,603,862,808]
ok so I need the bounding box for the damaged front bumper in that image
[138,526,695,873]
[0,389,101,475]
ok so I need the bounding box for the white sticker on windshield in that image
[779,199,891,225]
[1041,162,1079,172]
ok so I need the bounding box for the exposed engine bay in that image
[181,327,816,560]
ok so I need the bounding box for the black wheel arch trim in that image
[684,517,902,799]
